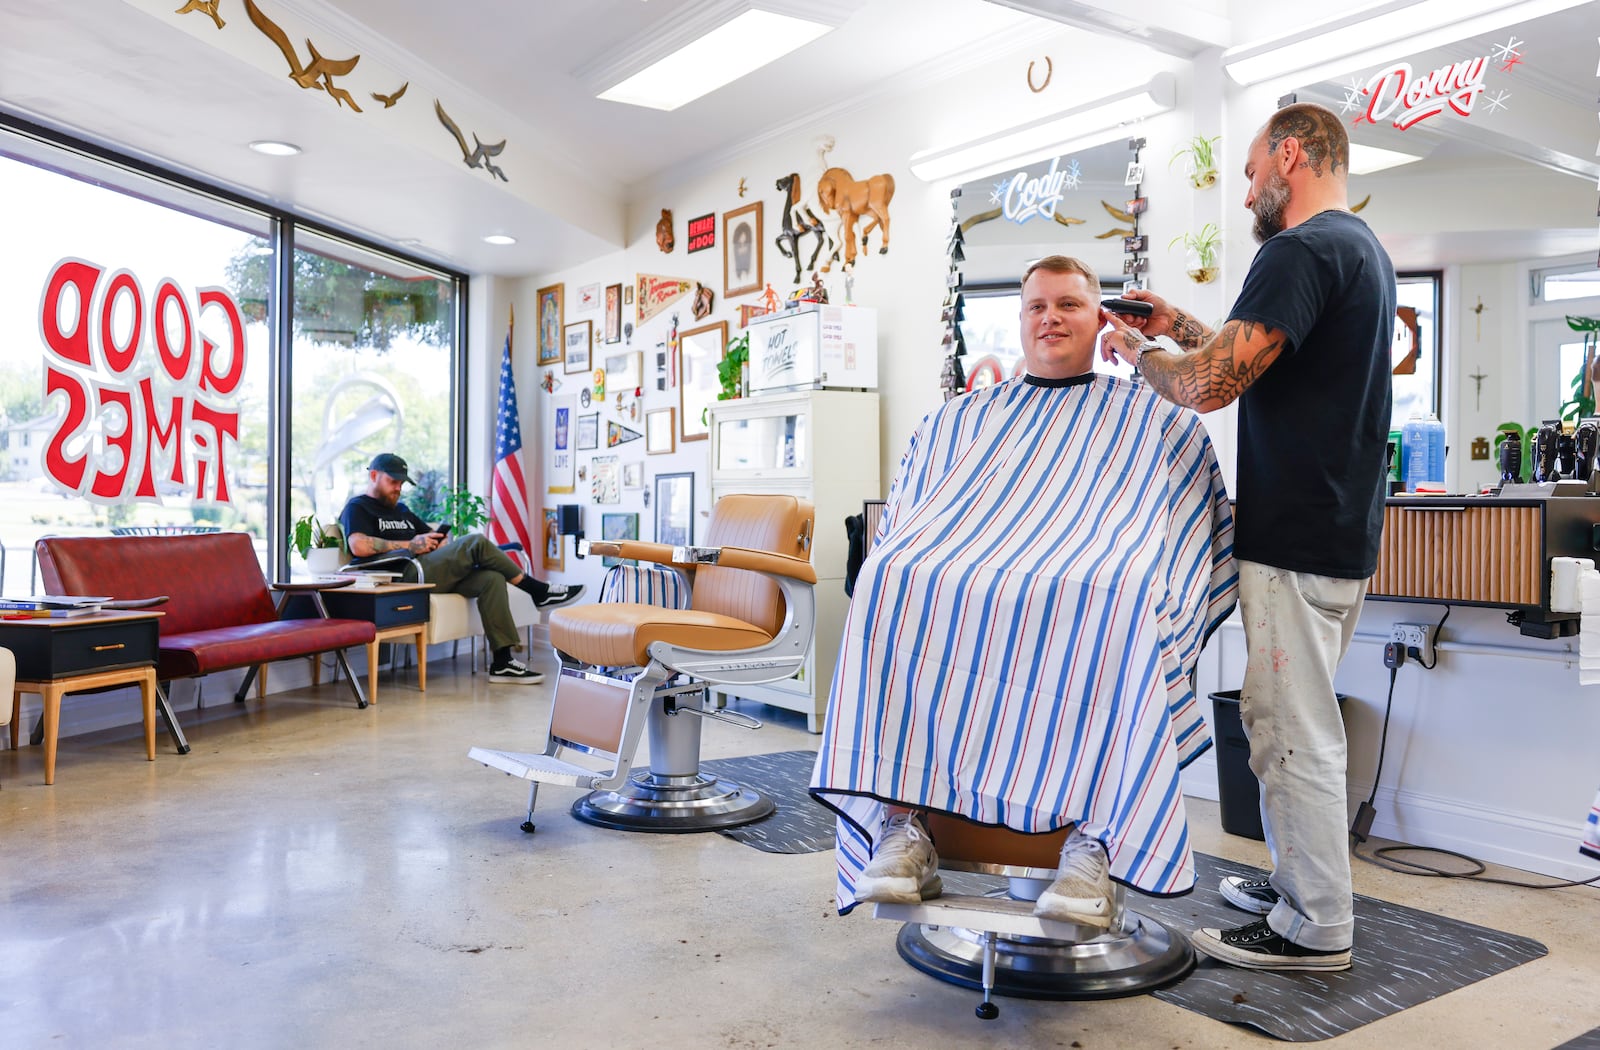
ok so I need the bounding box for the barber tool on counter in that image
[1575,419,1599,490]
[1532,419,1562,483]
[1498,427,1523,488]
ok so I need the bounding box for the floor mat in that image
[1556,1028,1600,1049]
[699,750,834,854]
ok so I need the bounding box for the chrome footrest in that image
[468,746,607,788]
[873,894,1104,941]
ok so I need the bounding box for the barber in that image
[1100,102,1394,972]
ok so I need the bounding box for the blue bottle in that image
[1403,413,1446,492]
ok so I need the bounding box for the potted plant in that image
[289,514,343,574]
[718,331,750,401]
[1170,134,1221,188]
[1170,224,1222,284]
[433,485,488,533]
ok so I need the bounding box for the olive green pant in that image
[410,534,529,652]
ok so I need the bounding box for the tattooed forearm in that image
[1169,310,1211,350]
[1137,319,1284,412]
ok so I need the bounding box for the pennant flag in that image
[607,422,643,447]
[488,313,533,559]
[636,274,695,324]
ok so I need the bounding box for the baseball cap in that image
[369,453,414,484]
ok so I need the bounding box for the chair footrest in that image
[468,747,608,788]
[873,895,1101,940]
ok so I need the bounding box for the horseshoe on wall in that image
[1027,57,1052,93]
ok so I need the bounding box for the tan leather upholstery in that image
[550,493,815,666]
[923,812,1074,870]
[549,673,631,752]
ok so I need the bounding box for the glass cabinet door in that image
[715,411,808,473]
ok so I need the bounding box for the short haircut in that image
[1021,254,1098,291]
[1264,102,1349,178]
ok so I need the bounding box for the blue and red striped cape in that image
[810,373,1238,912]
[1583,788,1600,862]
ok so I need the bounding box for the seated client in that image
[810,256,1238,925]
[340,453,584,684]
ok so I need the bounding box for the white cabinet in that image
[708,389,880,732]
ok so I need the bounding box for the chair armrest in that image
[341,553,420,574]
[672,545,817,584]
[584,540,684,566]
[273,579,356,592]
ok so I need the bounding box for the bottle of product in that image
[1421,413,1446,492]
[1402,413,1427,492]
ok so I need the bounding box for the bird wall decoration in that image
[434,100,508,182]
[371,82,408,108]
[174,0,224,30]
[243,0,363,111]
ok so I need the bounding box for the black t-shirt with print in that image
[339,494,431,557]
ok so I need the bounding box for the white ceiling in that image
[0,0,1594,277]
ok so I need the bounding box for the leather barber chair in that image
[874,814,1193,1020]
[470,493,815,833]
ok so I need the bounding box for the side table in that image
[3,611,163,785]
[284,581,433,706]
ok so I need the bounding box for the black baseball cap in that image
[369,453,414,484]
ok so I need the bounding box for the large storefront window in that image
[0,121,463,592]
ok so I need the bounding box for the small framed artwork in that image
[1122,234,1148,253]
[623,284,633,305]
[564,320,593,374]
[537,283,564,366]
[723,202,763,298]
[578,283,601,311]
[576,412,600,450]
[686,212,716,253]
[542,507,564,572]
[604,283,622,343]
[1125,196,1147,216]
[547,395,574,494]
[605,350,643,392]
[678,320,726,444]
[739,303,771,328]
[622,461,645,489]
[591,455,621,504]
[600,512,640,568]
[646,407,676,455]
[654,472,694,546]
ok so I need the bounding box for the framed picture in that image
[537,283,563,366]
[646,407,676,455]
[723,202,763,298]
[604,350,643,392]
[678,320,725,444]
[622,461,645,489]
[578,283,601,311]
[591,455,621,504]
[547,395,575,493]
[654,472,694,546]
[542,507,564,571]
[576,412,599,450]
[604,283,622,343]
[600,512,640,568]
[564,320,593,374]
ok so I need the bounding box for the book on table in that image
[0,595,112,611]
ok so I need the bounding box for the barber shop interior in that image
[3,1,1600,1046]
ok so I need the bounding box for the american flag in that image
[487,321,533,557]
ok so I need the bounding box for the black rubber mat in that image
[1556,1028,1600,1049]
[699,749,834,854]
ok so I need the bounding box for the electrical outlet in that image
[1391,621,1436,666]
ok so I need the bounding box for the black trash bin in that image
[1209,690,1349,841]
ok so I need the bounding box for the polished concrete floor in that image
[3,651,1597,1050]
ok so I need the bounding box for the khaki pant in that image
[1237,560,1366,951]
[410,534,527,652]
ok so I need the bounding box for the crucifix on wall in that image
[1469,368,1489,411]
[1473,296,1487,340]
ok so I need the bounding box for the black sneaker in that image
[1190,918,1351,972]
[1220,875,1280,915]
[535,584,584,609]
[488,658,544,685]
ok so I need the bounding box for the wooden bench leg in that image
[257,663,268,699]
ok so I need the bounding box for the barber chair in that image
[874,814,1194,1020]
[470,493,816,833]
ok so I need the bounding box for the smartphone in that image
[1102,297,1155,318]
[434,523,453,537]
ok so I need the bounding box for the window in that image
[1532,262,1600,304]
[1391,273,1440,429]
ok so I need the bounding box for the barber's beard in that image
[1251,170,1291,243]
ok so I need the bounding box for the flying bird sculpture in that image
[434,100,508,182]
[371,81,409,108]
[174,0,224,30]
[243,0,363,111]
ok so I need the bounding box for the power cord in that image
[1416,604,1450,669]
[1350,624,1600,889]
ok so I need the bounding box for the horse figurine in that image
[774,173,830,284]
[817,167,895,271]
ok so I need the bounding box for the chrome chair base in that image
[571,770,775,833]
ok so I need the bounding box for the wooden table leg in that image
[140,669,156,762]
[367,638,381,706]
[414,626,427,693]
[9,690,18,750]
[42,682,62,786]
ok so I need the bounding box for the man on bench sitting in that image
[810,256,1237,926]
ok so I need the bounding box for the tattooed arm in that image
[1101,314,1288,413]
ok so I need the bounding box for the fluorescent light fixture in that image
[248,140,301,156]
[1348,142,1424,174]
[1223,0,1593,88]
[482,234,517,246]
[586,2,849,111]
[909,73,1176,184]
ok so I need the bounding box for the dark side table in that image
[283,582,433,706]
[2,611,163,785]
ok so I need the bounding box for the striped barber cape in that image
[810,373,1238,912]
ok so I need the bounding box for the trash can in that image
[1209,690,1348,841]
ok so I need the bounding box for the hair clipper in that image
[1575,419,1599,488]
[1498,428,1522,486]
[1532,420,1562,483]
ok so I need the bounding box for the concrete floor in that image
[2,652,1597,1050]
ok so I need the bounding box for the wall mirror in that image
[950,137,1152,389]
[1291,3,1595,479]
[678,320,726,444]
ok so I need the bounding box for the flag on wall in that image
[488,314,533,559]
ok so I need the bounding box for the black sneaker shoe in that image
[535,584,584,609]
[1190,918,1351,972]
[488,658,544,685]
[1220,875,1280,915]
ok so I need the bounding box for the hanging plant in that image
[1170,135,1221,189]
[1170,224,1222,284]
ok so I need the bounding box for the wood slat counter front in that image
[1370,495,1600,634]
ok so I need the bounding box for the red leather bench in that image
[36,533,376,754]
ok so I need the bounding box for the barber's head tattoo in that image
[1264,102,1349,178]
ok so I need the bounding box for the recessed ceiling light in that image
[482,234,517,246]
[248,140,302,156]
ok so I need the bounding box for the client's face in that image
[1019,269,1099,379]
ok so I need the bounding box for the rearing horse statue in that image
[774,173,831,284]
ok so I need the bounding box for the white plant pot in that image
[304,548,343,575]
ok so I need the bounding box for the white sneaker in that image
[488,658,544,685]
[1032,828,1114,929]
[854,813,942,905]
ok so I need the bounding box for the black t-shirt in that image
[340,495,431,560]
[1229,210,1395,579]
